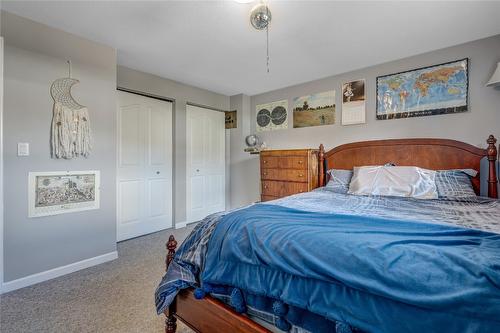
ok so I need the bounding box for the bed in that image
[156,135,500,333]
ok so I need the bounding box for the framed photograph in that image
[28,170,100,218]
[376,58,468,120]
[256,100,288,132]
[293,90,335,128]
[225,110,237,129]
[342,79,366,125]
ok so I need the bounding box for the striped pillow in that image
[325,169,353,194]
[435,170,477,198]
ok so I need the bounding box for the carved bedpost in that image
[165,235,178,333]
[486,135,498,199]
[319,144,325,187]
[166,235,178,271]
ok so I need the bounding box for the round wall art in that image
[255,100,288,132]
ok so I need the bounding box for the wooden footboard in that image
[164,236,271,333]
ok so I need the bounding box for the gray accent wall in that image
[2,12,117,282]
[117,66,230,225]
[229,94,260,209]
[230,35,500,207]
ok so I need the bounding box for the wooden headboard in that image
[318,135,498,198]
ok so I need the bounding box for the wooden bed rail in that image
[318,135,498,199]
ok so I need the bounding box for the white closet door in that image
[117,91,173,241]
[186,105,225,223]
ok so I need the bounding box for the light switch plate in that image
[17,142,30,156]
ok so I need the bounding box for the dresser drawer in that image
[261,156,279,169]
[261,195,279,202]
[261,156,308,170]
[261,169,308,182]
[259,149,318,201]
[262,181,309,197]
[279,156,308,169]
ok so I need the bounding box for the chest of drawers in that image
[260,149,319,201]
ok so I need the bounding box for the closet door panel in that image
[119,104,144,168]
[117,91,173,241]
[186,105,225,223]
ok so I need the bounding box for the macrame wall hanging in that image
[50,60,92,159]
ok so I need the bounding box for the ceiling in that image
[2,1,500,96]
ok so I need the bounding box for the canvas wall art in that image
[342,79,366,125]
[293,91,335,128]
[29,170,100,217]
[256,100,288,132]
[376,59,468,120]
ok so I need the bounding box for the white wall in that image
[230,35,500,207]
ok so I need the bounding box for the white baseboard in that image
[175,221,187,229]
[1,251,118,294]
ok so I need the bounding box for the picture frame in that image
[341,79,366,125]
[256,100,288,132]
[225,110,237,129]
[293,91,335,128]
[28,170,100,218]
[376,58,469,120]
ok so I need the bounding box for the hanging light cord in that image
[266,5,270,73]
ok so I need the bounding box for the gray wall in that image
[231,35,500,207]
[2,12,117,282]
[229,94,260,208]
[117,66,230,224]
[0,5,4,287]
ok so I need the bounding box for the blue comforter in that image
[156,189,500,332]
[201,204,500,333]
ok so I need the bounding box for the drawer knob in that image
[299,173,304,177]
[264,185,268,189]
[263,160,267,164]
[263,172,267,175]
[298,160,303,164]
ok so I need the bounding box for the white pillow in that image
[348,166,438,199]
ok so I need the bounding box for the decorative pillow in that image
[348,166,438,199]
[435,170,477,198]
[325,169,353,194]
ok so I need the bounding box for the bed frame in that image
[163,135,498,333]
[318,135,498,198]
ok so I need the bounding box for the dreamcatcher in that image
[50,60,91,159]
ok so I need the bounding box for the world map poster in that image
[376,59,468,120]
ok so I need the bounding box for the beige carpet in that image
[0,226,196,333]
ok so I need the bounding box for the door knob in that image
[156,171,160,175]
[196,169,200,172]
